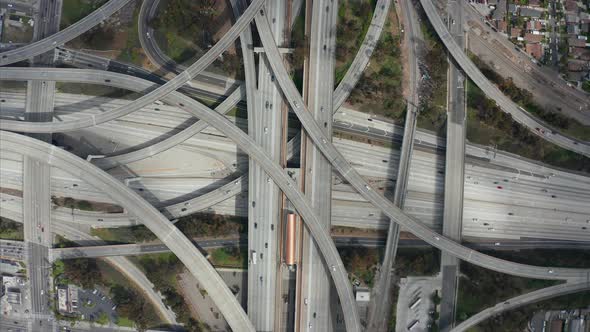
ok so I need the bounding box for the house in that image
[526,20,542,31]
[508,3,518,14]
[567,24,580,34]
[526,42,543,59]
[528,0,542,7]
[571,47,590,60]
[511,27,523,38]
[520,7,542,17]
[567,59,588,71]
[569,37,586,47]
[496,19,508,33]
[566,14,580,24]
[564,0,579,13]
[525,33,543,42]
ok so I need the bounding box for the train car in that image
[286,213,297,267]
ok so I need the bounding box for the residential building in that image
[526,42,543,59]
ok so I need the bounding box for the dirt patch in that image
[331,226,386,238]
[51,196,123,213]
[0,187,23,198]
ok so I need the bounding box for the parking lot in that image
[395,276,441,332]
[76,287,117,324]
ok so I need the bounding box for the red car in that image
[497,186,503,189]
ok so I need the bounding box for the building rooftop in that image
[520,7,542,17]
[526,42,543,59]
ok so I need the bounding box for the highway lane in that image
[23,158,54,332]
[439,0,466,329]
[54,46,237,105]
[3,63,590,332]
[244,0,285,329]
[0,0,133,66]
[298,0,340,330]
[93,85,245,169]
[2,58,364,332]
[254,9,590,285]
[0,0,265,133]
[367,0,423,329]
[46,238,590,261]
[0,131,255,332]
[33,0,62,64]
[1,117,589,242]
[451,281,590,332]
[419,0,590,157]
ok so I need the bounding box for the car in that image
[495,242,501,246]
[92,289,98,295]
[146,32,150,38]
[497,186,503,189]
[304,298,309,305]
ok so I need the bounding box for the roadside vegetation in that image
[132,253,207,331]
[55,82,139,100]
[0,217,23,240]
[289,8,307,92]
[484,249,590,269]
[208,246,247,269]
[466,80,590,173]
[149,0,242,78]
[60,0,107,28]
[456,263,559,323]
[469,291,590,332]
[457,249,590,330]
[338,247,382,287]
[415,5,448,135]
[335,0,376,85]
[92,213,247,244]
[53,257,164,329]
[388,247,441,331]
[52,196,123,213]
[471,55,590,141]
[347,6,406,122]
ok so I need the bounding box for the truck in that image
[251,251,257,265]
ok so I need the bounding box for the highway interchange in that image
[0,0,589,331]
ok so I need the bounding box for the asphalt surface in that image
[439,0,466,329]
[298,0,339,330]
[255,9,590,285]
[1,131,253,332]
[0,0,265,133]
[366,0,416,329]
[1,102,589,243]
[1,0,589,328]
[243,0,284,329]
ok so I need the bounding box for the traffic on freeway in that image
[1,0,588,331]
